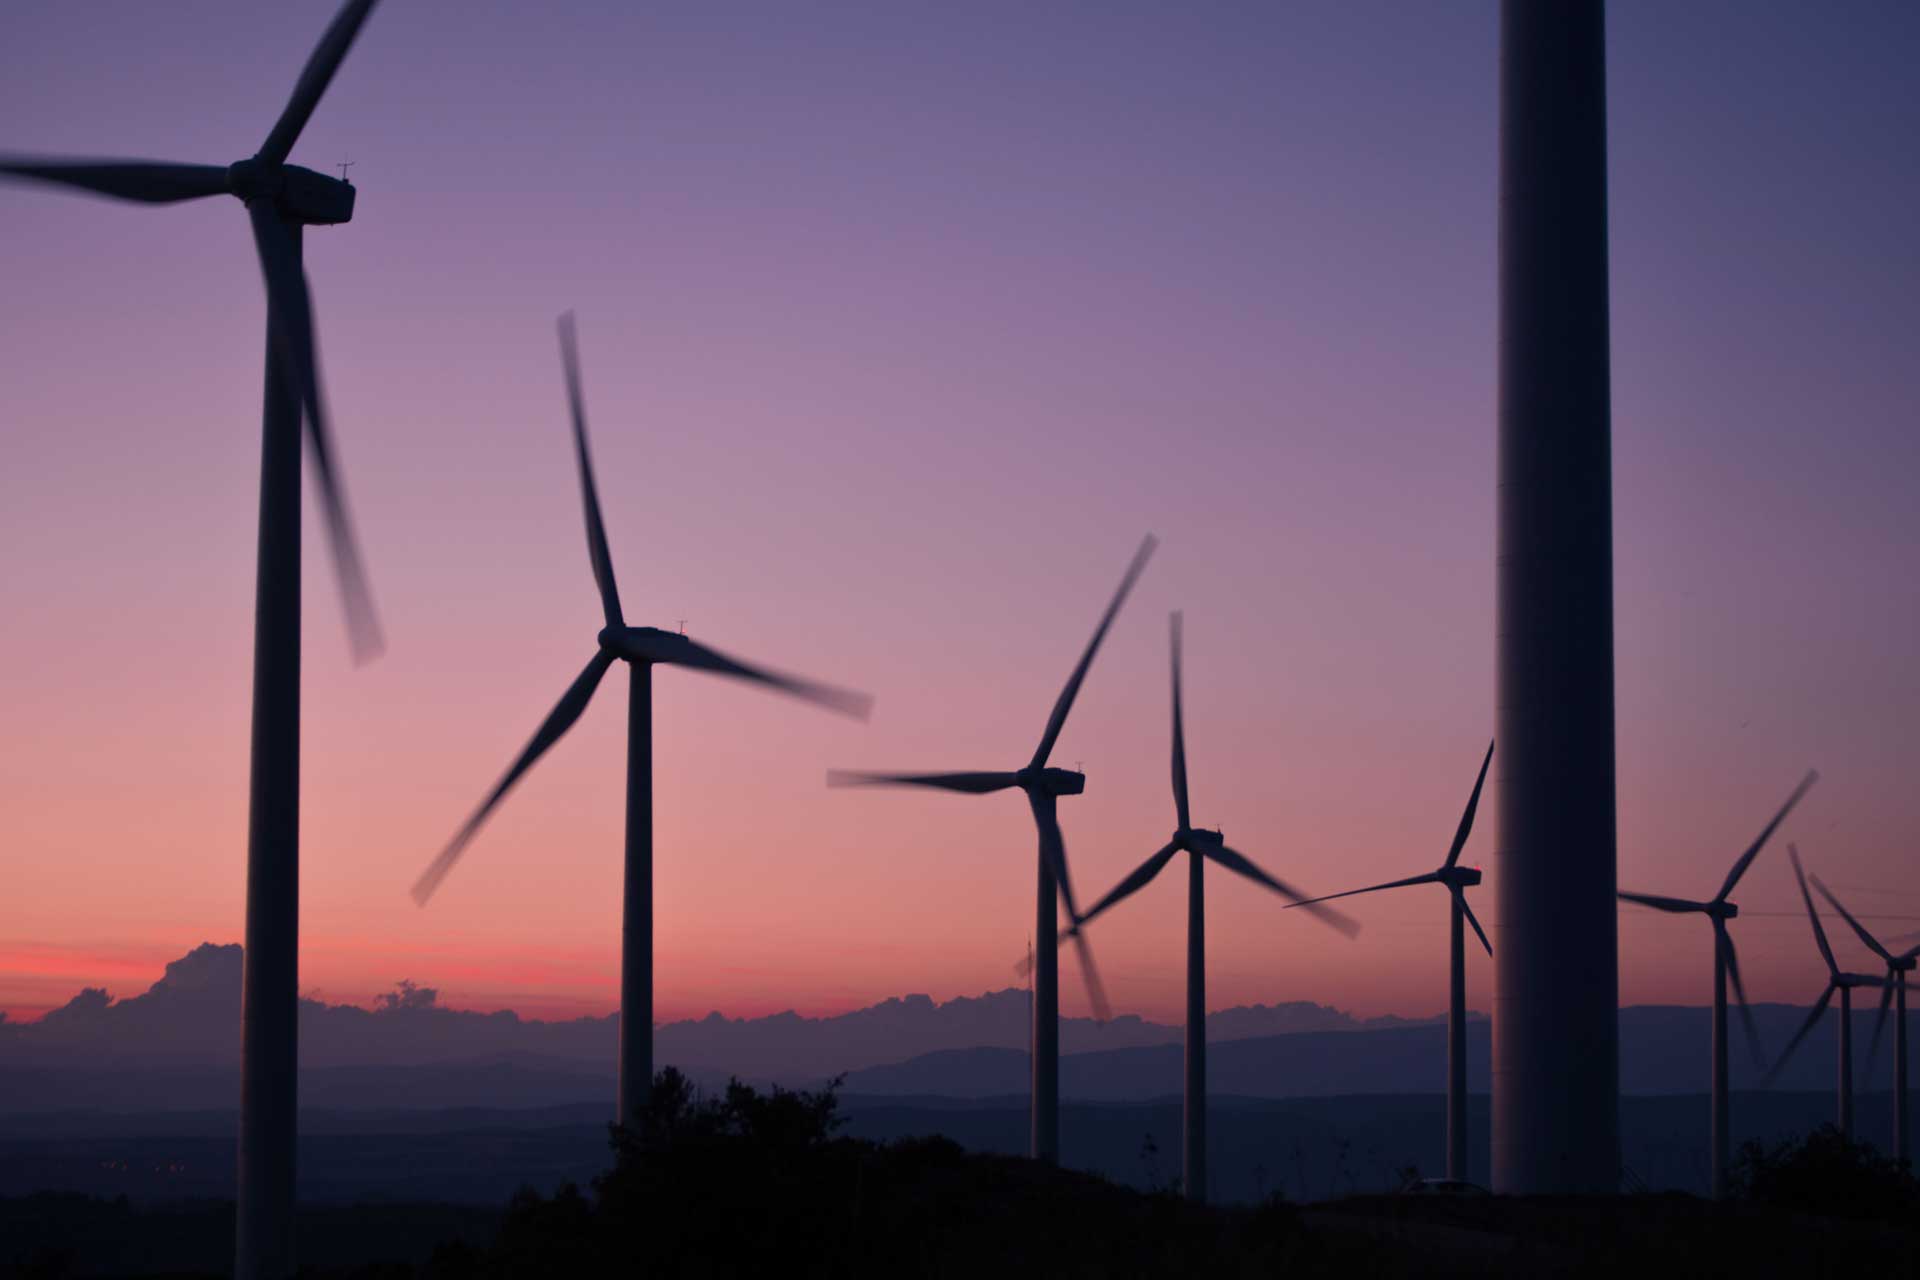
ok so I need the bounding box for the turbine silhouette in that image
[829,534,1156,1163]
[1286,740,1494,1185]
[1811,875,1916,1166]
[1766,844,1883,1141]
[3,5,387,1275]
[414,314,871,1134]
[1068,611,1357,1203]
[1613,770,1818,1200]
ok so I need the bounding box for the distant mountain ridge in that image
[0,943,1447,1081]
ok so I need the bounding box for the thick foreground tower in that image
[1492,0,1621,1193]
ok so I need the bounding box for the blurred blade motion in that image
[828,770,1018,794]
[249,204,383,662]
[1717,769,1819,903]
[1030,535,1157,770]
[0,156,229,203]
[412,651,616,905]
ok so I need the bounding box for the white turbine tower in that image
[1810,876,1916,1166]
[829,535,1156,1163]
[1286,742,1495,1185]
[1066,612,1356,1203]
[413,315,872,1132]
[1614,771,1818,1199]
[1766,845,1884,1141]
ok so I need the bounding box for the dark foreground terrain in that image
[0,1090,1870,1206]
[4,1078,1915,1278]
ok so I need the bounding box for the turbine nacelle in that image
[227,158,355,225]
[1177,826,1223,850]
[1015,766,1084,796]
[600,624,715,666]
[1436,864,1483,890]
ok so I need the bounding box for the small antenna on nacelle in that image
[677,619,687,634]
[337,159,356,183]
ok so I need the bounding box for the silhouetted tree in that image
[1732,1124,1919,1221]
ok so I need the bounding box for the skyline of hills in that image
[1,943,1909,1112]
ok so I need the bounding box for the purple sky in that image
[1,2,1916,1025]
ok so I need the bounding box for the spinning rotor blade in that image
[557,313,623,628]
[1788,845,1839,975]
[1205,843,1358,938]
[1030,534,1157,769]
[0,156,229,204]
[1868,980,1895,1080]
[1443,740,1495,868]
[1763,983,1836,1088]
[1073,842,1180,934]
[828,770,1017,794]
[1169,611,1190,830]
[249,204,383,662]
[1617,891,1709,915]
[1812,874,1894,964]
[1026,791,1110,1023]
[1286,871,1442,909]
[1717,769,1819,903]
[660,634,871,720]
[1718,926,1765,1070]
[1459,890,1492,957]
[260,0,381,165]
[412,650,616,905]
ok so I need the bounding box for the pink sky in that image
[3,2,1917,1027]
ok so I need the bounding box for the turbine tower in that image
[1066,612,1357,1203]
[1766,845,1883,1141]
[1811,877,1916,1165]
[413,315,871,1133]
[1493,0,1620,1193]
[1614,771,1818,1199]
[830,535,1156,1163]
[3,5,387,1275]
[1286,741,1495,1184]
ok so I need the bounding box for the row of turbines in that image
[1,0,1884,1275]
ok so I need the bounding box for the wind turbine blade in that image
[557,313,623,628]
[1443,739,1495,868]
[249,204,383,662]
[411,651,616,905]
[1763,984,1835,1088]
[1069,929,1112,1025]
[1716,769,1819,903]
[0,156,229,203]
[1788,845,1839,976]
[1617,890,1710,914]
[655,634,872,720]
[1029,534,1157,769]
[1204,844,1359,938]
[1285,871,1443,908]
[1719,927,1764,1070]
[1811,874,1894,964]
[258,0,381,164]
[1026,791,1085,923]
[1460,892,1493,957]
[827,770,1017,794]
[1868,980,1895,1080]
[1072,842,1180,933]
[1169,611,1190,830]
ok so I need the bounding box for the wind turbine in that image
[1811,876,1916,1166]
[829,534,1156,1164]
[413,314,872,1134]
[1766,844,1883,1141]
[1067,611,1357,1203]
[3,5,386,1276]
[1611,770,1818,1200]
[1284,741,1495,1186]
